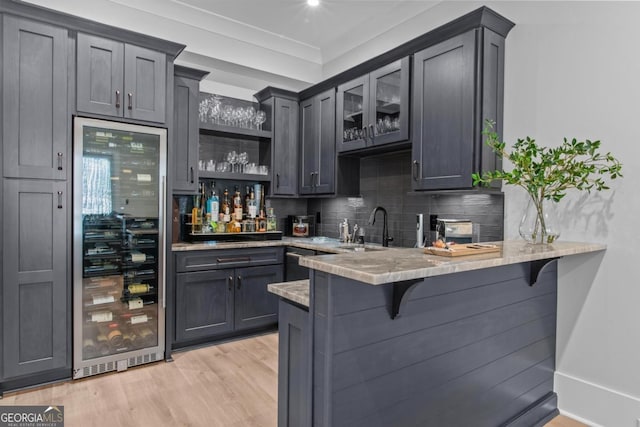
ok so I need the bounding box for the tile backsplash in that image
[176,151,504,246]
[307,151,504,247]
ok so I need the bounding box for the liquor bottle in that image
[199,181,207,214]
[233,186,243,221]
[207,188,219,220]
[244,186,251,219]
[221,188,231,222]
[248,188,257,219]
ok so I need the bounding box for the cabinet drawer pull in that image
[412,160,419,181]
[57,152,63,171]
[228,276,233,291]
[216,256,251,263]
[276,173,280,188]
[237,276,242,290]
[115,90,121,108]
[190,167,194,184]
[128,93,133,110]
[57,191,63,209]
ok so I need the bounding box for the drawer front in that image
[176,247,284,272]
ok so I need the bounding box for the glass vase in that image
[519,196,560,244]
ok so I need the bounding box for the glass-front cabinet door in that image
[336,75,369,152]
[336,57,409,153]
[369,56,410,148]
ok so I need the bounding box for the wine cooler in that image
[73,117,167,379]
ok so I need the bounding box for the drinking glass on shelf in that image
[199,98,210,123]
[238,152,248,173]
[222,105,234,126]
[209,95,223,124]
[255,110,266,130]
[226,151,238,173]
[246,107,256,129]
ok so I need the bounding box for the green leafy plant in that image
[472,120,623,243]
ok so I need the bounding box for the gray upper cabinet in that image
[272,97,299,196]
[3,179,69,379]
[337,57,410,153]
[299,89,335,195]
[412,28,505,190]
[77,33,166,123]
[2,16,69,180]
[172,67,208,193]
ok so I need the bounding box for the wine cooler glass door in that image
[73,117,166,378]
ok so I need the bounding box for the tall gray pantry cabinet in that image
[1,16,71,385]
[0,0,185,394]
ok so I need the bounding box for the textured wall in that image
[308,151,504,247]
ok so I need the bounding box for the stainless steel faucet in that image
[368,206,393,247]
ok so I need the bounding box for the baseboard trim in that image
[555,371,640,427]
[503,392,559,427]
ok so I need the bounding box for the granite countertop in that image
[299,240,606,285]
[171,236,390,254]
[267,279,310,308]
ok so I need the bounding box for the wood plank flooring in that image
[0,332,586,427]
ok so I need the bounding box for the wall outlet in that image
[429,214,438,231]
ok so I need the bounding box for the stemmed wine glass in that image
[209,95,223,124]
[222,105,234,126]
[238,152,248,173]
[255,110,266,130]
[226,151,238,173]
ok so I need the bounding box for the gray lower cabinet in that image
[2,15,69,180]
[175,269,234,342]
[174,248,283,346]
[299,89,335,195]
[2,179,69,379]
[234,265,282,331]
[172,66,209,193]
[412,28,505,190]
[277,300,311,427]
[77,33,167,123]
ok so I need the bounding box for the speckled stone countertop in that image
[267,280,310,308]
[299,240,606,285]
[171,236,388,254]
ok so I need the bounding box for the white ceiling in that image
[23,0,443,98]
[175,0,440,61]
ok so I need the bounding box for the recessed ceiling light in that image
[307,0,319,6]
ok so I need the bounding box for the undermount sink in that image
[337,245,387,252]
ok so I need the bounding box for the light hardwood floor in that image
[0,332,585,427]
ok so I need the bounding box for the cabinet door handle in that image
[237,276,242,290]
[310,172,315,188]
[276,173,280,188]
[57,152,63,171]
[369,124,375,139]
[57,191,63,209]
[412,160,420,181]
[216,256,251,263]
[228,276,233,291]
[128,93,133,110]
[362,126,368,141]
[190,167,194,184]
[115,90,121,108]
